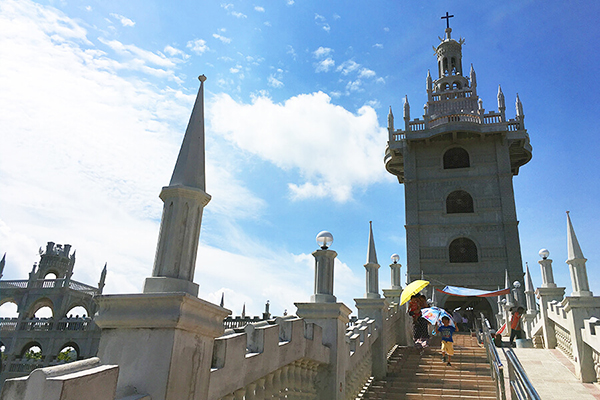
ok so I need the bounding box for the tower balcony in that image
[384,110,532,182]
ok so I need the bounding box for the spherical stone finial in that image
[539,248,550,260]
[316,231,333,250]
[513,281,521,289]
[391,253,400,264]
[198,74,207,82]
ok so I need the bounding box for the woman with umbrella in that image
[408,294,430,350]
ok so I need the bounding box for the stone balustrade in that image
[208,317,330,400]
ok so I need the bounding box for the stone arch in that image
[26,297,54,318]
[443,147,470,169]
[56,341,80,363]
[440,295,497,330]
[0,300,19,318]
[20,341,43,359]
[449,237,478,263]
[452,81,461,90]
[43,271,58,279]
[446,190,474,214]
[65,304,90,318]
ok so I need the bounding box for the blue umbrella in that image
[420,306,455,327]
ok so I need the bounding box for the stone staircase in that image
[361,333,498,399]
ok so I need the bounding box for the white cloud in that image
[232,11,247,18]
[313,46,333,58]
[359,68,376,78]
[315,58,334,72]
[213,33,232,44]
[221,3,234,10]
[337,60,360,75]
[85,6,92,11]
[164,45,189,60]
[187,38,209,55]
[110,13,135,27]
[255,6,265,12]
[373,43,383,49]
[208,92,390,202]
[333,13,341,20]
[268,74,283,88]
[264,21,272,27]
[322,24,331,32]
[346,79,363,92]
[0,0,272,303]
[230,65,242,73]
[383,27,390,32]
[287,45,297,60]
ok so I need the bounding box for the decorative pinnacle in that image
[198,74,207,82]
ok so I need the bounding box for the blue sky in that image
[1,0,599,317]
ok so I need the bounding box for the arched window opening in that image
[0,301,19,318]
[449,238,478,263]
[451,57,456,74]
[34,306,53,318]
[446,190,474,214]
[57,343,79,363]
[443,83,450,91]
[44,272,57,279]
[452,81,461,90]
[443,58,449,75]
[66,306,88,319]
[443,147,470,169]
[21,343,43,360]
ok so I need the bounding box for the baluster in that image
[264,372,276,399]
[279,365,290,399]
[254,377,266,400]
[246,382,257,400]
[233,388,245,400]
[271,369,282,399]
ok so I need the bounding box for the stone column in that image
[535,254,566,349]
[311,249,337,303]
[382,258,402,303]
[95,293,230,400]
[295,302,351,400]
[354,298,389,379]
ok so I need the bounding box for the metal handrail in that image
[503,347,541,400]
[479,313,506,400]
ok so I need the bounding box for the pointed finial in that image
[367,221,378,264]
[497,84,505,111]
[241,303,246,318]
[387,106,394,130]
[516,93,524,117]
[525,262,535,292]
[0,252,5,279]
[98,263,107,293]
[470,64,476,88]
[403,95,410,120]
[169,75,207,190]
[220,292,224,308]
[566,211,585,261]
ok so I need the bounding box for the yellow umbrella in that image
[400,280,430,306]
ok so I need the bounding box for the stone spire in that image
[469,64,477,94]
[387,106,394,131]
[426,70,432,92]
[367,221,378,265]
[98,263,107,294]
[524,263,537,314]
[144,75,212,297]
[0,252,5,279]
[364,221,381,299]
[497,85,505,113]
[566,211,592,296]
[403,95,410,121]
[169,75,207,191]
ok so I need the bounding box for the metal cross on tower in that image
[441,12,454,29]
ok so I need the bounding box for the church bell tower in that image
[384,16,532,307]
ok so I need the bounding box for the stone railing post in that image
[95,293,229,400]
[536,253,566,349]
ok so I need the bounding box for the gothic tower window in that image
[449,238,478,263]
[443,147,470,169]
[446,190,474,213]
